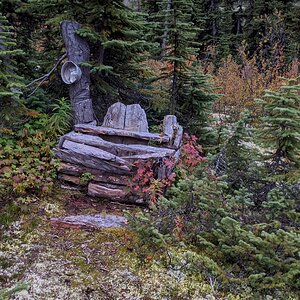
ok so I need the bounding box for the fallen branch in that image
[25,53,67,98]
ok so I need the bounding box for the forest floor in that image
[0,187,245,300]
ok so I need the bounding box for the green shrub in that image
[129,132,300,297]
[0,98,71,197]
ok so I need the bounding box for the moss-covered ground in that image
[0,187,293,300]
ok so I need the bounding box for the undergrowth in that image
[0,98,71,197]
[129,88,300,298]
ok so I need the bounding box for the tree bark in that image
[161,0,172,56]
[210,0,218,40]
[60,20,95,125]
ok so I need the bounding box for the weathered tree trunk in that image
[50,214,127,229]
[210,0,218,40]
[60,20,95,125]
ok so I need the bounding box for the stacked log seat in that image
[54,102,183,204]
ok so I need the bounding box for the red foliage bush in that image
[131,134,205,204]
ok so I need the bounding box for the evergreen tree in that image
[201,0,220,43]
[146,0,217,142]
[214,111,261,191]
[193,0,245,63]
[256,80,300,172]
[23,0,152,118]
[0,14,24,127]
[193,0,221,61]
[192,0,299,63]
[285,1,300,59]
[242,0,298,60]
[0,0,41,79]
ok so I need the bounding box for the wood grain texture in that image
[88,182,129,200]
[58,162,131,186]
[74,124,170,143]
[163,115,177,138]
[121,151,175,163]
[173,125,183,148]
[60,20,94,124]
[124,104,149,132]
[50,214,127,229]
[62,131,175,156]
[62,140,130,167]
[102,102,126,129]
[54,148,131,174]
[58,173,83,186]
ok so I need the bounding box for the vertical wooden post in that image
[60,20,95,125]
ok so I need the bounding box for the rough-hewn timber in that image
[74,124,170,143]
[60,20,94,124]
[62,131,175,157]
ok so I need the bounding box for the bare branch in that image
[25,53,67,98]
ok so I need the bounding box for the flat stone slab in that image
[50,214,127,229]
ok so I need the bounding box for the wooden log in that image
[163,115,177,138]
[100,135,146,145]
[162,115,183,148]
[88,182,129,201]
[102,102,149,132]
[60,184,82,191]
[173,148,181,163]
[60,20,94,124]
[173,125,183,148]
[50,214,127,229]
[93,173,130,185]
[102,102,126,129]
[62,132,175,157]
[54,148,131,174]
[124,104,149,132]
[74,124,170,143]
[121,151,175,163]
[58,162,82,176]
[62,140,130,168]
[58,174,83,186]
[88,182,145,204]
[58,162,131,184]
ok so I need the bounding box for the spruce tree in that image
[0,14,24,127]
[23,0,152,117]
[193,0,244,63]
[242,0,298,59]
[256,80,300,172]
[214,111,262,191]
[146,0,217,142]
[192,0,299,63]
[0,0,41,79]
